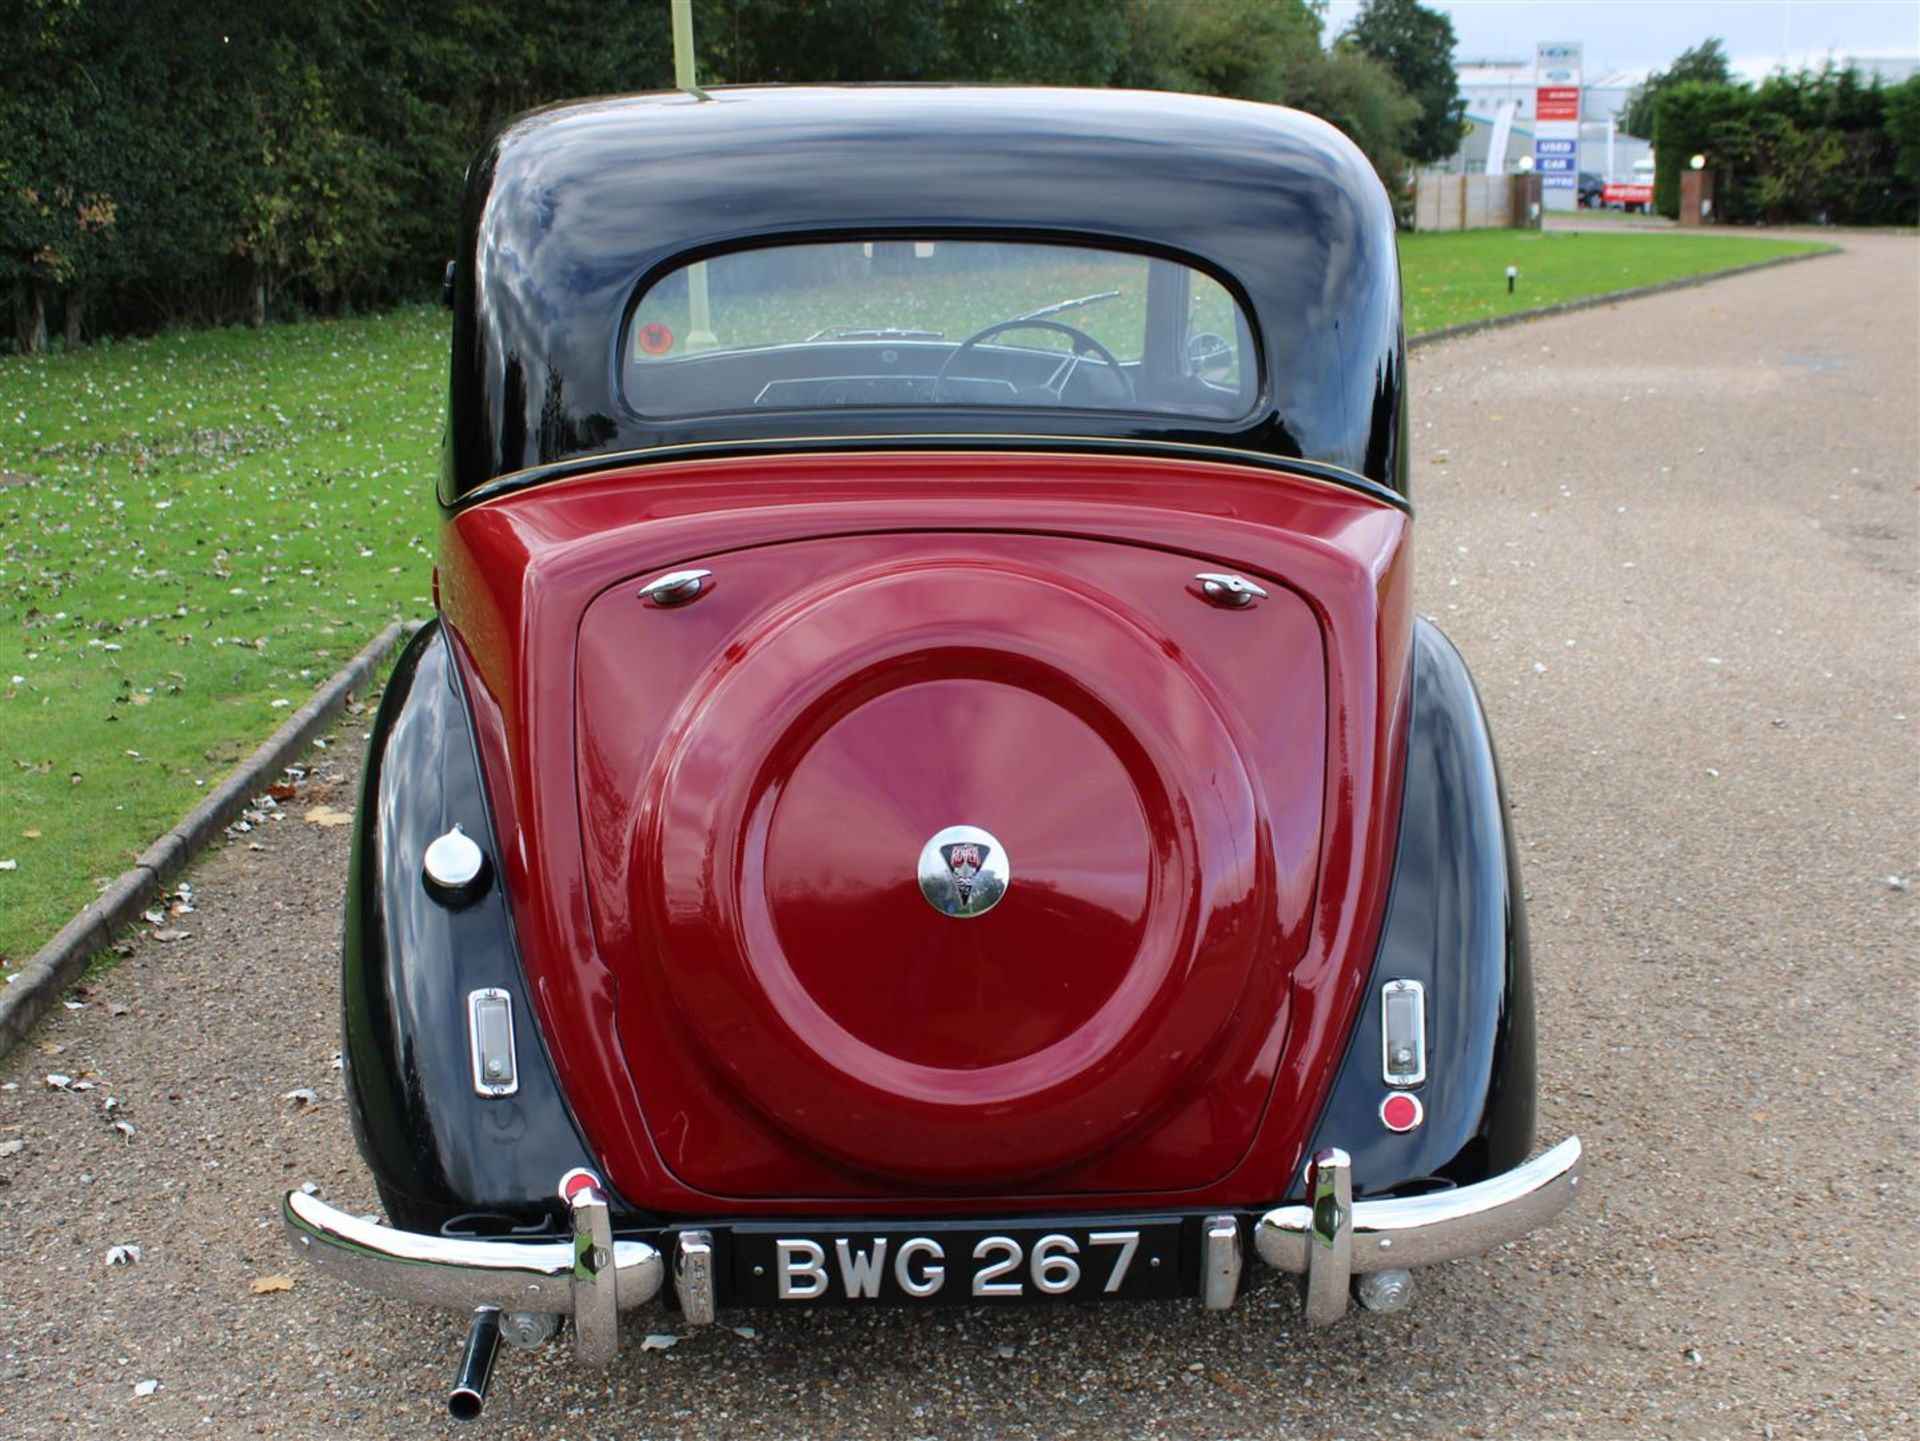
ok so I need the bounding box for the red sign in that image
[637,321,675,355]
[1603,183,1654,206]
[1535,86,1580,121]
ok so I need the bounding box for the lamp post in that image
[671,0,718,350]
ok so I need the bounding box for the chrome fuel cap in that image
[423,824,490,903]
[916,824,1011,918]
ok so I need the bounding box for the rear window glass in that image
[623,239,1254,422]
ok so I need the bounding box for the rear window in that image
[623,238,1255,422]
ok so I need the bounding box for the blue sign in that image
[1534,155,1576,174]
[1542,174,1575,189]
[1535,139,1576,156]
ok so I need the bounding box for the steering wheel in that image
[932,318,1135,406]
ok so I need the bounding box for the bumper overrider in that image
[282,1139,1583,1358]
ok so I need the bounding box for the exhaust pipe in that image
[448,1306,503,1421]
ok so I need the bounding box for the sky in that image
[1319,0,1920,80]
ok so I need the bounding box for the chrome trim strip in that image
[1301,1148,1353,1326]
[1255,1136,1585,1279]
[281,1190,662,1321]
[1200,1214,1242,1311]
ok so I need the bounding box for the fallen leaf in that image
[640,1333,680,1351]
[106,1244,142,1266]
[303,805,353,828]
[44,1074,72,1090]
[267,782,298,801]
[250,1274,297,1295]
[21,829,39,839]
[0,859,16,872]
[283,1088,318,1109]
[112,1119,137,1141]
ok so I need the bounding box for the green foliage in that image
[1,1,676,350]
[1653,67,1919,225]
[1340,0,1465,167]
[1887,76,1920,188]
[1622,38,1732,140]
[1114,0,1322,100]
[1292,48,1421,195]
[1651,81,1752,217]
[3,0,1450,350]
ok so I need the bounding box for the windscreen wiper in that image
[1010,290,1122,324]
[804,325,946,341]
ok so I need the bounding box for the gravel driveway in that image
[2,233,1913,1440]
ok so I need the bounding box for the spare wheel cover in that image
[638,559,1268,1185]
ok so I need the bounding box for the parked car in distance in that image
[1578,170,1607,208]
[281,86,1584,1421]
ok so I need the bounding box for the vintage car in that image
[282,86,1583,1417]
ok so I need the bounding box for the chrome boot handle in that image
[638,569,711,606]
[1194,572,1267,608]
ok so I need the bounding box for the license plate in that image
[729,1218,1191,1305]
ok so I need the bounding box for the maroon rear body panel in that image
[438,451,1412,1214]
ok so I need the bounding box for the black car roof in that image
[447,86,1405,505]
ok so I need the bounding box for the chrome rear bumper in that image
[1254,1136,1585,1324]
[283,1138,1582,1357]
[282,1176,662,1363]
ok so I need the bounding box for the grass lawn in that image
[0,308,445,974]
[0,230,1830,974]
[1398,229,1828,335]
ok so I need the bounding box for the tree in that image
[1292,47,1419,192]
[1622,38,1732,139]
[1887,74,1920,190]
[1650,80,1749,217]
[1115,0,1323,102]
[1340,0,1463,167]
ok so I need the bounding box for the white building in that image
[1438,58,1650,183]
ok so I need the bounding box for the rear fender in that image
[1298,619,1537,1197]
[341,621,603,1228]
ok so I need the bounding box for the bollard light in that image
[1505,264,1517,295]
[1690,153,1707,171]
